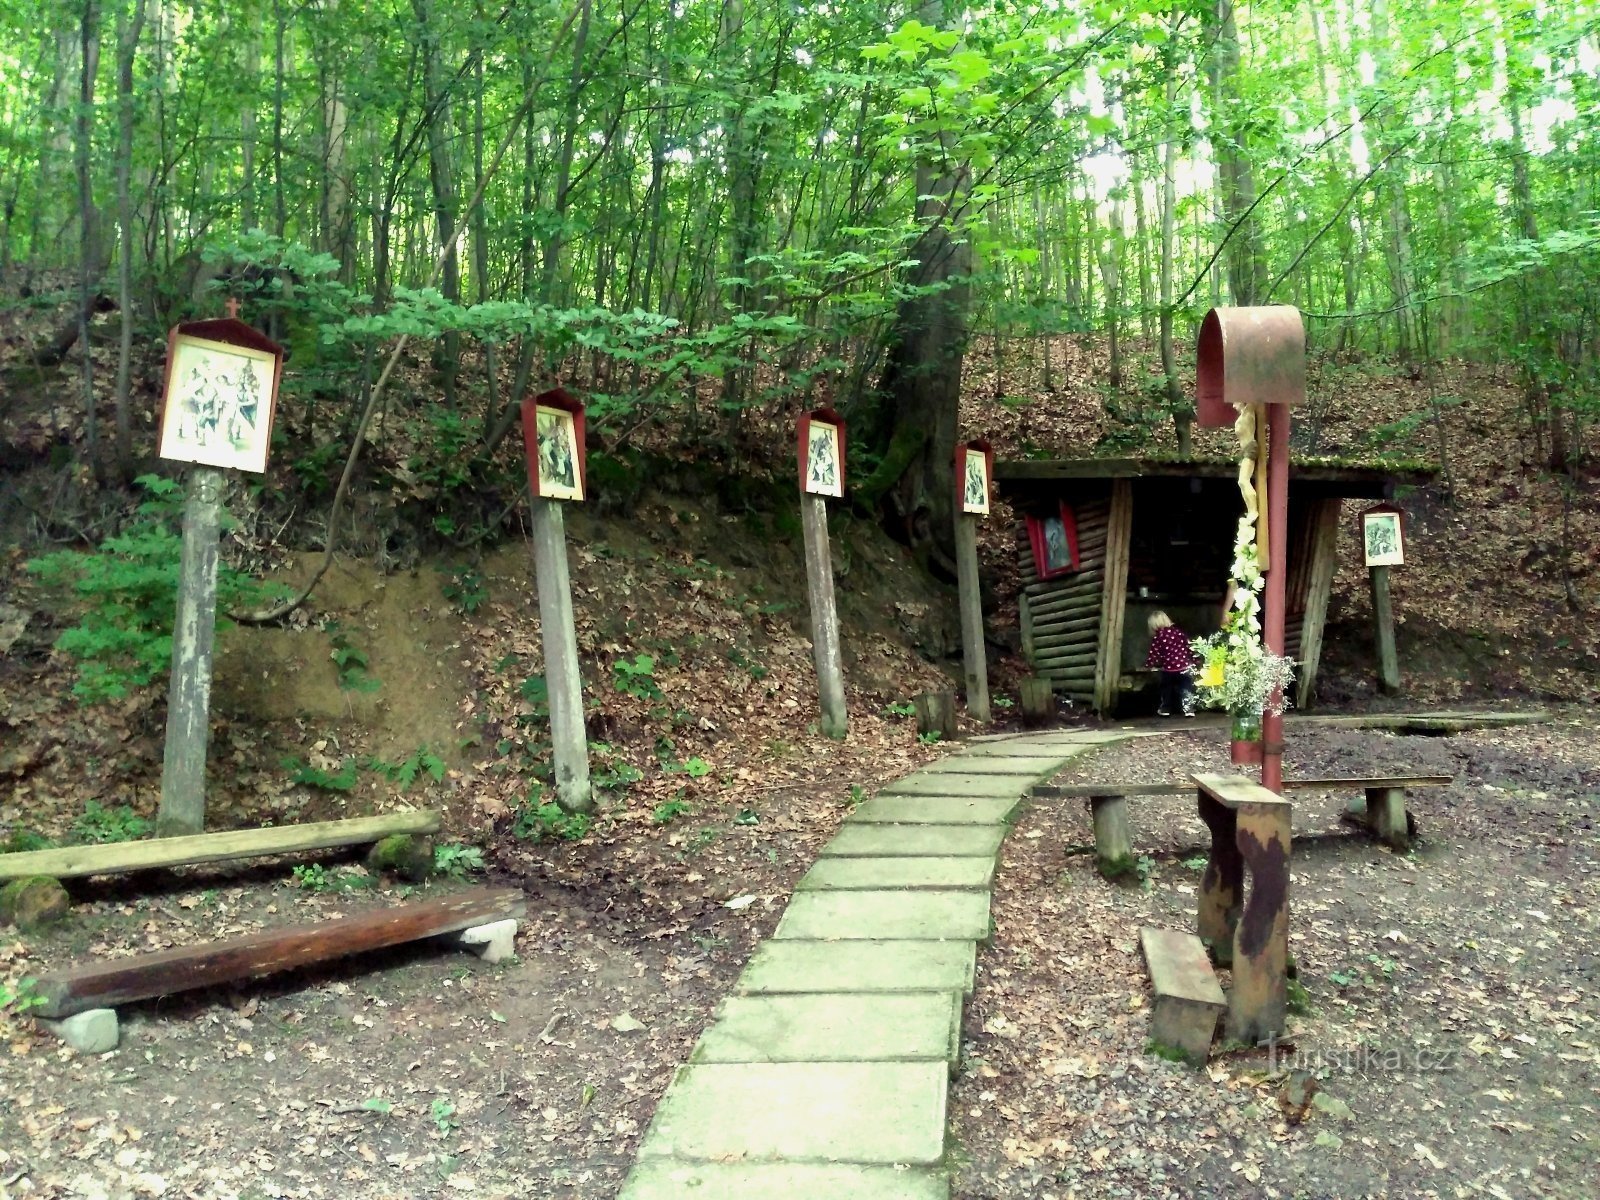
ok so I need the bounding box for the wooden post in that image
[1019,676,1054,725]
[954,514,990,723]
[1227,800,1292,1045]
[1365,785,1410,851]
[1090,795,1134,878]
[912,689,956,740]
[1092,479,1134,714]
[1195,792,1242,966]
[158,466,224,837]
[801,494,848,739]
[530,498,593,814]
[1295,498,1342,709]
[1368,564,1401,694]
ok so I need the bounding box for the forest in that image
[0,0,1596,564]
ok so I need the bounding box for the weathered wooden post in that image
[797,408,848,739]
[1361,504,1405,694]
[522,388,594,814]
[1196,306,1306,795]
[155,303,283,836]
[954,440,993,724]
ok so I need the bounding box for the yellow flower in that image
[1199,662,1225,689]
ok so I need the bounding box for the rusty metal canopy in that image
[1195,306,1306,427]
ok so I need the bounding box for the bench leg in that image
[1196,793,1242,966]
[1366,786,1410,851]
[1227,803,1292,1046]
[1090,795,1134,878]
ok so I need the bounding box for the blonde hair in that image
[1148,611,1173,632]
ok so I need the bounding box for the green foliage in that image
[369,747,446,790]
[432,844,486,880]
[612,654,663,701]
[0,976,46,1016]
[439,565,488,614]
[2,829,53,853]
[430,1098,458,1137]
[884,701,917,718]
[652,797,691,825]
[283,755,360,792]
[917,730,942,746]
[71,801,150,844]
[327,623,381,693]
[511,792,591,842]
[25,476,278,703]
[291,863,374,893]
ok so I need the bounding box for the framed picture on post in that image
[956,440,993,516]
[797,407,846,498]
[521,387,588,502]
[1362,505,1404,567]
[157,321,283,474]
[1026,503,1079,579]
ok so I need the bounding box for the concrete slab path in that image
[618,726,1113,1197]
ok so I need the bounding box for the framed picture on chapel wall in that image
[157,323,283,474]
[520,387,587,502]
[1026,502,1080,579]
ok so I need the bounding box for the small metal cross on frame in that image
[225,296,241,321]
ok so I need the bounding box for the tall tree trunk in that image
[1096,188,1124,393]
[413,0,461,406]
[77,0,102,471]
[114,0,149,478]
[320,0,352,275]
[241,16,258,231]
[862,0,971,573]
[1206,0,1266,306]
[1159,14,1188,457]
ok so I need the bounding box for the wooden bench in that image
[1036,775,1450,871]
[1194,774,1291,1046]
[0,811,440,883]
[31,887,526,1049]
[1140,926,1225,1064]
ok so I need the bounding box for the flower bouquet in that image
[1190,513,1296,762]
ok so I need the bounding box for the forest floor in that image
[950,716,1600,1200]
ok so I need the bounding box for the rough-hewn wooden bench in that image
[32,887,526,1052]
[1035,775,1450,871]
[1139,926,1225,1064]
[0,811,440,883]
[1194,774,1290,1046]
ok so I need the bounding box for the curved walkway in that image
[618,729,1130,1200]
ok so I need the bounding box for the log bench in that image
[1139,926,1225,1064]
[1194,774,1290,1046]
[0,811,440,883]
[1036,774,1451,871]
[31,887,525,1051]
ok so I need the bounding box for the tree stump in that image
[913,690,957,740]
[366,834,435,882]
[1019,677,1055,726]
[0,875,70,931]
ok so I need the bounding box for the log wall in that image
[1015,492,1111,705]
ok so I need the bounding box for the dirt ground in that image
[0,733,938,1200]
[949,714,1600,1199]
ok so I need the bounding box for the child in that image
[1145,611,1196,717]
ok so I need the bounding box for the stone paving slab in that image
[848,794,1022,825]
[883,772,1035,798]
[691,991,961,1065]
[822,823,1005,858]
[774,889,990,941]
[798,856,994,891]
[620,1162,949,1200]
[637,1061,948,1165]
[919,755,1065,776]
[737,939,976,995]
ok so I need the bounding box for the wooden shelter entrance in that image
[996,457,1431,714]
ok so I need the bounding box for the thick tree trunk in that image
[114,0,149,479]
[77,0,102,469]
[413,0,461,407]
[1206,0,1267,306]
[1159,18,1189,458]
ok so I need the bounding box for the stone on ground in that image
[798,856,994,891]
[848,794,1022,825]
[737,939,975,996]
[619,1162,949,1200]
[822,823,1005,858]
[918,755,1065,776]
[775,890,990,941]
[637,1061,948,1165]
[883,773,1034,798]
[691,992,960,1065]
[42,1007,119,1054]
[0,875,70,931]
[451,917,518,963]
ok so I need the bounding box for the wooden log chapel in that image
[995,456,1433,714]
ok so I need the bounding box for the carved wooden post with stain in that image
[1195,774,1291,1046]
[154,303,283,836]
[954,441,994,724]
[797,408,849,739]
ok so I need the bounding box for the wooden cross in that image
[225,296,240,320]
